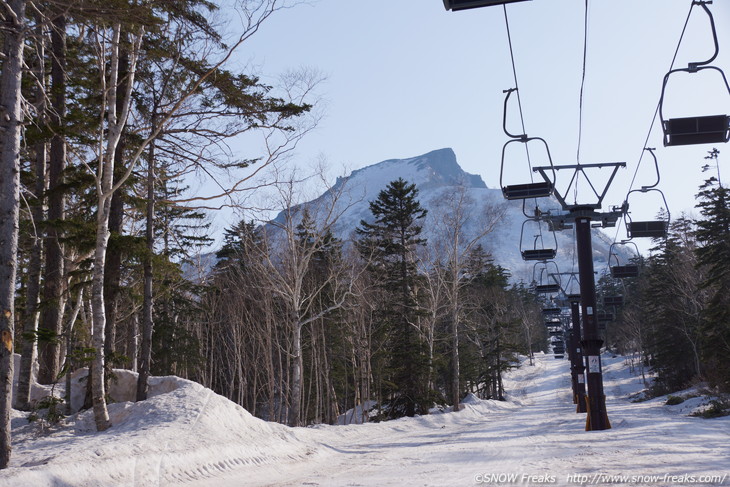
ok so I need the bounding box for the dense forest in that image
[597,160,730,397]
[0,0,320,468]
[2,0,730,472]
[0,0,543,468]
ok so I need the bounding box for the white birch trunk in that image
[89,24,141,432]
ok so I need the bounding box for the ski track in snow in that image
[2,355,729,487]
[193,355,730,487]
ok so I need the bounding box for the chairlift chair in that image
[443,0,530,11]
[627,220,668,238]
[663,116,729,146]
[596,313,614,323]
[542,307,562,316]
[520,219,558,261]
[536,284,560,294]
[611,265,639,279]
[500,89,556,200]
[532,261,561,293]
[659,2,730,147]
[624,188,670,239]
[622,149,670,239]
[556,293,580,306]
[608,241,641,278]
[603,296,624,307]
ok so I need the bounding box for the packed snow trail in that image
[2,354,728,486]
[195,355,730,487]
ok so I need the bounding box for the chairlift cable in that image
[612,2,694,249]
[503,5,534,183]
[623,2,694,201]
[576,0,589,168]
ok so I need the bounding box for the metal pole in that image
[569,301,587,413]
[574,215,610,430]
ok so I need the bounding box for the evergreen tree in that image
[694,156,730,391]
[356,178,431,418]
[460,245,519,400]
[639,218,704,394]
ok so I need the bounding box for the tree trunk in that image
[90,24,139,431]
[0,0,27,468]
[16,141,45,408]
[16,22,48,409]
[289,321,303,427]
[91,196,113,430]
[103,193,123,359]
[63,291,83,414]
[451,312,460,411]
[128,314,138,372]
[103,37,129,362]
[38,12,68,385]
[450,262,461,412]
[136,137,156,401]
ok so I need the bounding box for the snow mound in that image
[2,375,322,487]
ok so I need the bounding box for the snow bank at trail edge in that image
[2,357,541,487]
[1,371,322,487]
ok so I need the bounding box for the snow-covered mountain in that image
[276,147,626,285]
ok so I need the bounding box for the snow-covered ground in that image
[2,354,728,487]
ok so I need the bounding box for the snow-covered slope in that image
[2,372,323,487]
[4,355,728,487]
[275,148,628,284]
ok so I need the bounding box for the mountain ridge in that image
[270,148,627,285]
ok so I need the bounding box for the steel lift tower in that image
[534,162,625,430]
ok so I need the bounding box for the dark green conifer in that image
[694,154,730,391]
[356,178,431,418]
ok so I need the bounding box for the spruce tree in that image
[694,158,730,391]
[461,245,518,400]
[639,218,704,393]
[356,178,431,418]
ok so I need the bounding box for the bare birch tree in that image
[255,169,358,426]
[427,185,504,410]
[72,0,315,431]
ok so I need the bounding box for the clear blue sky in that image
[222,0,730,251]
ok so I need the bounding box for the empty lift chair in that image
[608,241,640,279]
[536,283,561,294]
[603,295,624,307]
[500,88,556,200]
[443,0,530,10]
[542,307,562,316]
[624,189,670,238]
[611,265,639,279]
[520,218,557,261]
[623,148,670,239]
[659,1,730,147]
[533,261,561,295]
[596,313,614,324]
